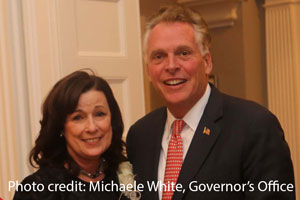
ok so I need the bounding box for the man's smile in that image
[163,79,187,86]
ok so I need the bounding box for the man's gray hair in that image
[143,4,211,62]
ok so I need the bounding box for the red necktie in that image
[162,119,185,200]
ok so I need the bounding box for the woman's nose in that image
[86,117,97,132]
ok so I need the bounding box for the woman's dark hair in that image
[30,70,126,177]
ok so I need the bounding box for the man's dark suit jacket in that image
[126,85,295,200]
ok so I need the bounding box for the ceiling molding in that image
[177,0,243,29]
[264,0,300,7]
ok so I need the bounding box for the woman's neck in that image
[76,158,100,173]
[65,157,105,182]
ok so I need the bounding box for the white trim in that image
[264,2,300,197]
[46,0,62,84]
[178,0,243,29]
[21,0,63,143]
[78,51,125,57]
[118,0,126,57]
[264,0,300,7]
[22,0,43,145]
[8,0,33,179]
[178,0,241,6]
[134,0,146,116]
[0,1,19,199]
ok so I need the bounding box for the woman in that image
[14,70,138,200]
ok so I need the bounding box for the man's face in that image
[146,22,212,117]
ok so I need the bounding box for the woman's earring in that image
[60,132,64,137]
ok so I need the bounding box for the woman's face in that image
[64,89,112,163]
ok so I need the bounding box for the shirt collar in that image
[166,84,211,132]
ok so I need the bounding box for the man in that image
[126,4,295,200]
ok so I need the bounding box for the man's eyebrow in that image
[149,49,165,58]
[175,45,193,51]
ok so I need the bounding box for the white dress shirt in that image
[157,84,211,200]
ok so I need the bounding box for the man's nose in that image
[165,55,179,73]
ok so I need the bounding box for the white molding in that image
[22,0,43,146]
[264,2,300,197]
[78,51,125,57]
[0,1,19,199]
[46,0,62,85]
[74,0,126,58]
[178,0,240,6]
[8,0,33,179]
[264,0,300,7]
[178,0,243,28]
[22,0,62,144]
[118,0,126,57]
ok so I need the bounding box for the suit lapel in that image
[173,85,223,200]
[149,108,167,200]
[152,108,167,180]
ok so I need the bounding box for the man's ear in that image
[203,53,213,75]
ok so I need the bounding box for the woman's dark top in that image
[13,167,127,200]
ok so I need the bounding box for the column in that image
[264,0,300,196]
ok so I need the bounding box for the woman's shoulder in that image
[13,167,68,200]
[22,166,70,184]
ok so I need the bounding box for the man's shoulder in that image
[208,86,272,117]
[218,92,278,123]
[131,106,167,128]
[222,93,266,109]
[126,107,167,152]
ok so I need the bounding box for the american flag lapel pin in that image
[203,126,211,135]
